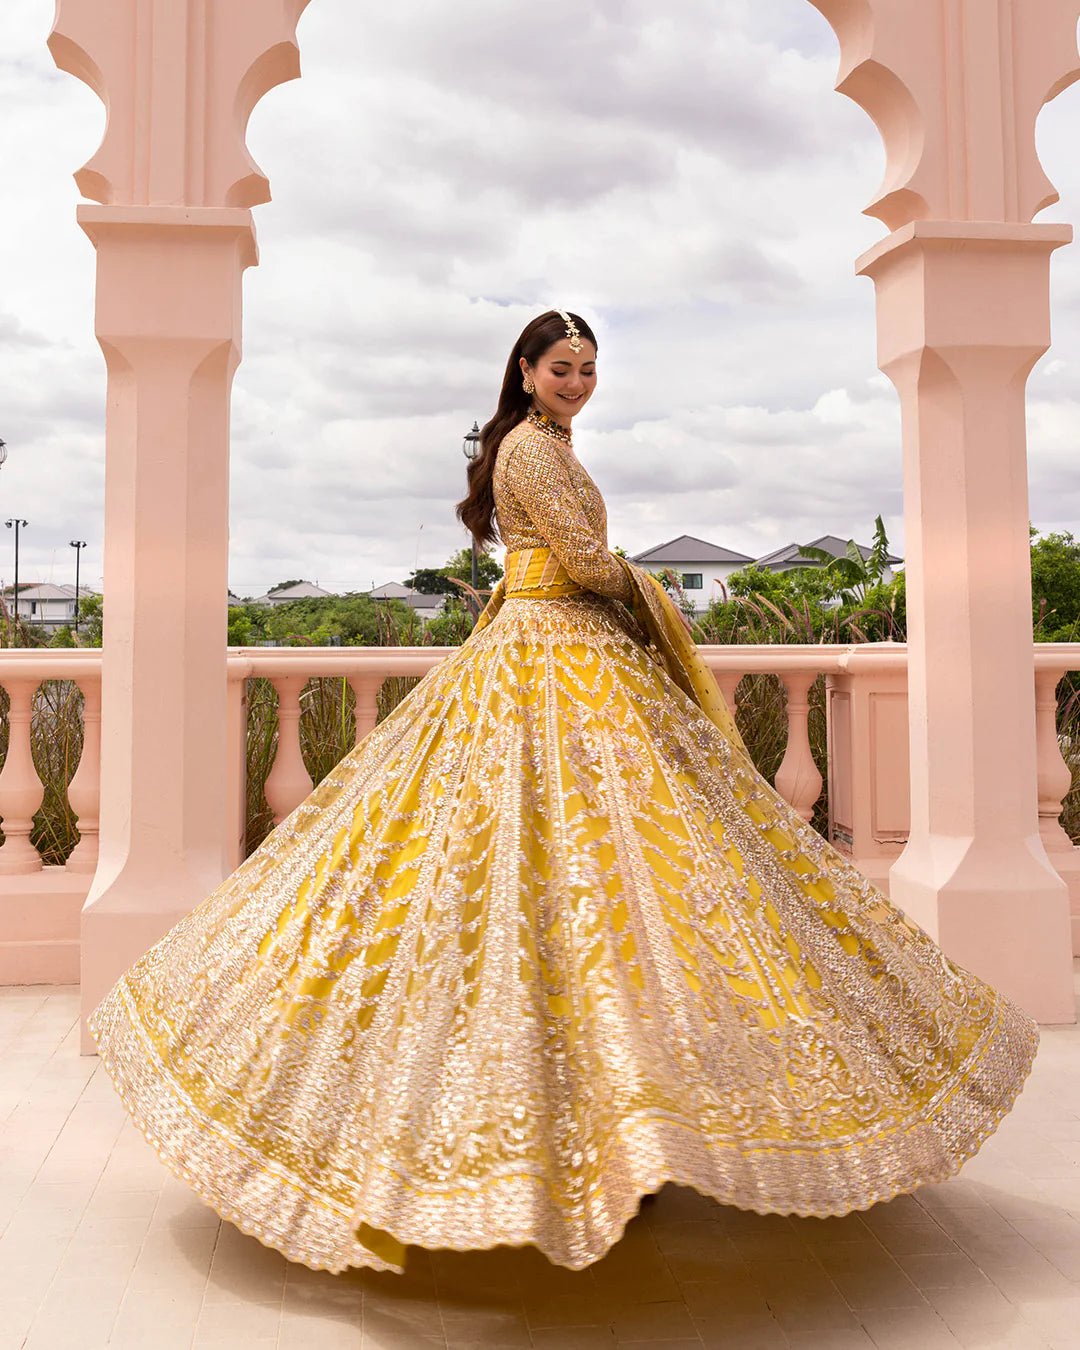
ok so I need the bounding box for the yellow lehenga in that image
[89,411,1038,1274]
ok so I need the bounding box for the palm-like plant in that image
[800,516,892,606]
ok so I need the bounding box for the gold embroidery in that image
[89,423,1039,1276]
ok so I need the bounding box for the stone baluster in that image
[263,677,312,825]
[774,672,823,822]
[714,671,742,724]
[349,674,384,746]
[65,677,101,874]
[0,679,45,874]
[1034,669,1074,848]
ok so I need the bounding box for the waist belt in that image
[503,547,584,599]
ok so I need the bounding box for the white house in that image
[250,581,335,606]
[755,535,903,582]
[5,583,95,632]
[631,536,755,613]
[369,582,446,622]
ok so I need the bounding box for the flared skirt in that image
[89,593,1038,1273]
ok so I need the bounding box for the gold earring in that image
[522,375,535,394]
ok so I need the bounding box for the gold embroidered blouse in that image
[493,417,633,604]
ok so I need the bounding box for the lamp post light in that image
[70,540,87,631]
[462,421,481,592]
[5,518,27,648]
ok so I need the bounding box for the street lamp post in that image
[462,421,481,593]
[5,518,27,648]
[70,540,87,631]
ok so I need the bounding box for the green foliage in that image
[405,568,456,595]
[268,579,307,594]
[442,546,504,590]
[798,515,892,606]
[76,594,103,647]
[422,598,476,646]
[1032,530,1080,639]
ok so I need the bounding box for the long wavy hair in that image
[456,309,597,547]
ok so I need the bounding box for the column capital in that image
[809,0,1080,228]
[49,0,311,208]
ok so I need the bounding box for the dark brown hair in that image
[456,309,597,546]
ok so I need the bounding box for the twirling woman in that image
[90,309,1037,1274]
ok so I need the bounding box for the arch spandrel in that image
[48,0,312,209]
[809,0,1080,229]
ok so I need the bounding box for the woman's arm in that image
[504,431,633,603]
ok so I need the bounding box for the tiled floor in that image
[5,987,1080,1350]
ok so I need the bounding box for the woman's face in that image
[521,337,597,427]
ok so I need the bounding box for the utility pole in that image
[5,518,27,647]
[70,540,87,631]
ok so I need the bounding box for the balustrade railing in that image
[1,642,1078,982]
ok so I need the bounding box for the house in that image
[755,535,903,583]
[369,582,446,622]
[3,582,96,632]
[250,581,335,606]
[631,535,755,612]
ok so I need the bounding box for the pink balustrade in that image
[3,643,1079,990]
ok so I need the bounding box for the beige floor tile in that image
[610,1299,698,1341]
[109,1290,207,1349]
[787,1332,875,1350]
[193,1297,284,1341]
[679,1274,772,1320]
[279,1306,365,1349]
[946,1319,1051,1349]
[23,1300,119,1350]
[857,1305,962,1349]
[896,1251,996,1291]
[875,1219,959,1256]
[531,1329,616,1350]
[364,1299,445,1342]
[523,1289,618,1328]
[695,1315,787,1349]
[615,1342,702,1349]
[766,1291,860,1335]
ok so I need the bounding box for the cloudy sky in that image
[4,1,1080,599]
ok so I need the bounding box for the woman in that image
[90,309,1037,1275]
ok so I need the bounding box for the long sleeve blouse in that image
[492,420,633,604]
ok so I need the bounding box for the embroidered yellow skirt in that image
[89,550,1038,1273]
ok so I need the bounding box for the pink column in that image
[49,0,310,1045]
[812,0,1080,1021]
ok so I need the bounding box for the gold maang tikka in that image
[556,309,584,353]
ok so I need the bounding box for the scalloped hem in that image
[88,979,1039,1275]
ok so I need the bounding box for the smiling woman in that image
[89,306,1038,1277]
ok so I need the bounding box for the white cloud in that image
[1,0,1078,598]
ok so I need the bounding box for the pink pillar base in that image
[890,840,1074,1023]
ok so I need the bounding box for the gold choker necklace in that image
[527,408,573,445]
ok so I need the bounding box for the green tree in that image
[1031,530,1080,637]
[404,568,456,595]
[442,547,504,590]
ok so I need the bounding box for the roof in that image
[370,582,446,612]
[6,583,93,600]
[631,535,755,565]
[755,535,903,571]
[252,582,335,604]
